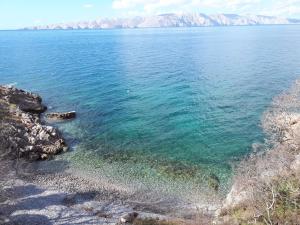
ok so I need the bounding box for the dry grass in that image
[220,173,300,225]
[217,80,300,225]
[133,218,189,225]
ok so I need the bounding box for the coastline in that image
[217,80,300,224]
[3,81,300,224]
[1,158,184,225]
[0,85,209,224]
[0,85,67,161]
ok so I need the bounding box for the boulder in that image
[0,86,47,113]
[207,173,220,191]
[0,85,68,161]
[46,111,76,120]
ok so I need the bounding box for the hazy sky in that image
[1,0,300,29]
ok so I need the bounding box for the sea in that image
[1,25,300,204]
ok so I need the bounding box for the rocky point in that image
[0,85,68,161]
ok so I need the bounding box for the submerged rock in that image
[0,85,67,160]
[46,111,76,120]
[207,173,220,191]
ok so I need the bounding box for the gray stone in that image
[0,85,68,160]
[119,212,139,223]
[46,111,76,120]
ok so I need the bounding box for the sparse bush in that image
[217,80,300,225]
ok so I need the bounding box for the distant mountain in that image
[26,13,300,30]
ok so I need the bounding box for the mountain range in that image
[26,13,300,30]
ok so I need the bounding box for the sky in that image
[1,0,300,29]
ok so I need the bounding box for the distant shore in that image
[24,13,300,31]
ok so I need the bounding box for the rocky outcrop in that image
[216,80,300,224]
[0,86,47,113]
[46,111,76,120]
[0,85,67,160]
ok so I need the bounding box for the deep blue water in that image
[1,26,300,193]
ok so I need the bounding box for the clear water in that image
[1,26,300,200]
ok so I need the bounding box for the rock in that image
[119,212,139,224]
[220,182,249,211]
[19,102,47,114]
[207,173,220,191]
[46,111,76,120]
[0,86,47,113]
[38,129,50,141]
[0,85,68,161]
[41,154,49,160]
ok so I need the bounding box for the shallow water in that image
[1,26,300,201]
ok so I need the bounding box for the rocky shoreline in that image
[0,86,194,225]
[216,80,300,224]
[0,85,68,161]
[6,83,299,225]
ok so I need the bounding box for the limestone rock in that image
[0,85,68,160]
[46,111,76,120]
[1,86,47,113]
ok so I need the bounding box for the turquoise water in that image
[1,26,300,196]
